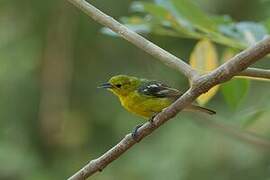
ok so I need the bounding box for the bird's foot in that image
[149,113,159,124]
[131,124,143,141]
[131,113,159,142]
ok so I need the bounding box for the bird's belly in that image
[120,94,172,119]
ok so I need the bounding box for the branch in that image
[66,0,270,179]
[200,37,270,87]
[238,67,270,79]
[67,0,198,80]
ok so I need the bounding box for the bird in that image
[98,75,215,138]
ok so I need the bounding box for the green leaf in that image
[130,1,171,20]
[221,79,250,110]
[130,1,201,37]
[219,24,243,42]
[111,1,263,49]
[220,22,268,45]
[156,0,245,49]
[170,0,217,32]
[211,15,234,25]
[190,39,219,105]
[235,22,268,44]
[241,110,265,128]
[221,48,239,62]
[263,18,270,33]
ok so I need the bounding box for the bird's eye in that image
[115,84,122,88]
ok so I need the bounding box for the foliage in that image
[189,39,219,105]
[104,0,270,108]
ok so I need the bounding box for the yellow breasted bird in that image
[99,75,215,138]
[99,75,215,117]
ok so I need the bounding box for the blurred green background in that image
[1,0,270,179]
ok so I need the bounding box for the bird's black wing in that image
[138,81,182,99]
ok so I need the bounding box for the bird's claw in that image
[131,113,159,141]
[131,124,143,141]
[149,113,159,124]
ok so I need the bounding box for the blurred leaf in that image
[170,0,217,32]
[130,1,200,37]
[153,0,195,30]
[235,22,268,45]
[103,0,203,39]
[219,24,243,42]
[263,18,270,33]
[167,0,243,49]
[130,1,172,20]
[119,0,268,49]
[126,1,245,48]
[241,110,265,128]
[190,39,219,73]
[221,79,250,109]
[220,22,268,46]
[190,39,219,105]
[221,48,238,62]
[130,1,206,39]
[211,15,234,25]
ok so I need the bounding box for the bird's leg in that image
[131,113,159,141]
[131,124,143,141]
[149,112,159,124]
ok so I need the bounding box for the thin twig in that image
[239,67,270,79]
[67,0,198,80]
[66,0,270,179]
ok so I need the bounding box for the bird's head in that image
[98,75,141,97]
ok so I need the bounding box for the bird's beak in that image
[97,82,113,89]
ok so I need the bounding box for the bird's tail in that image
[187,105,216,115]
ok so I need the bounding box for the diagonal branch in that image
[66,0,270,179]
[67,0,198,80]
